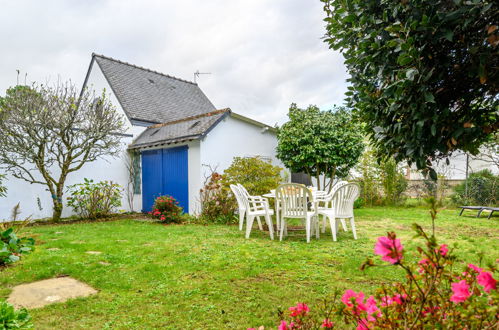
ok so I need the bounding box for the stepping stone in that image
[116,240,128,243]
[70,240,85,244]
[143,243,153,246]
[54,232,64,235]
[47,248,60,251]
[85,251,102,255]
[7,277,97,309]
[98,261,111,266]
[50,238,59,241]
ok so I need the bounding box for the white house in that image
[0,53,283,220]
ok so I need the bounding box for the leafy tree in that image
[0,174,6,198]
[322,0,499,179]
[0,82,126,221]
[276,104,364,191]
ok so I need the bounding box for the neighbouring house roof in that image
[89,53,216,124]
[129,109,230,149]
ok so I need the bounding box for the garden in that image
[1,0,498,328]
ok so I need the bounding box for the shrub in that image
[66,179,123,219]
[0,228,35,266]
[199,172,235,224]
[452,170,499,206]
[0,300,32,329]
[149,195,183,224]
[222,156,283,196]
[252,202,498,329]
[380,159,408,206]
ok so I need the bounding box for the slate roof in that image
[129,109,230,149]
[92,53,216,124]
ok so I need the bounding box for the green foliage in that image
[0,300,32,329]
[199,172,236,224]
[222,156,283,196]
[66,179,123,219]
[452,170,499,206]
[0,228,35,266]
[354,148,408,206]
[322,0,499,179]
[150,195,183,224]
[0,174,6,198]
[277,104,364,190]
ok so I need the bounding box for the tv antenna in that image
[193,70,211,83]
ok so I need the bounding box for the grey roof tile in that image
[130,109,230,149]
[93,54,216,124]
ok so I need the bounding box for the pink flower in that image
[321,319,334,328]
[437,244,448,256]
[278,321,295,330]
[356,319,372,330]
[289,303,309,317]
[381,294,406,307]
[392,294,406,305]
[450,280,471,303]
[417,259,430,274]
[365,296,381,321]
[468,263,483,273]
[374,235,403,264]
[477,271,497,293]
[341,289,365,308]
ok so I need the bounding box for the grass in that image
[1,207,498,329]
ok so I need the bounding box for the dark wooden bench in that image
[459,206,498,219]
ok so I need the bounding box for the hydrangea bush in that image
[250,203,498,329]
[149,195,183,224]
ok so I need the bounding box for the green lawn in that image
[1,207,498,329]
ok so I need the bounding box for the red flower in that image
[321,319,334,328]
[477,271,497,293]
[450,280,471,303]
[289,303,309,317]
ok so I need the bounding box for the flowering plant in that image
[149,195,183,224]
[251,201,498,329]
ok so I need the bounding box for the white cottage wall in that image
[199,114,284,182]
[0,63,145,221]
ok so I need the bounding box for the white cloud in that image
[0,0,348,124]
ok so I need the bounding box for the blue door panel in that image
[141,146,189,213]
[162,147,189,212]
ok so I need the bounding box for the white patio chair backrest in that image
[230,184,246,211]
[276,183,311,219]
[237,184,252,210]
[316,181,348,204]
[332,183,360,218]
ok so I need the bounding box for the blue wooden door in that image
[141,146,189,213]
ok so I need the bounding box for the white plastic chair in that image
[230,184,247,231]
[317,183,359,241]
[238,184,274,240]
[316,181,348,233]
[276,184,319,243]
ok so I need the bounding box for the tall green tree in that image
[322,0,498,179]
[276,104,364,191]
[0,82,126,221]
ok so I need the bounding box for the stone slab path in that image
[7,277,97,309]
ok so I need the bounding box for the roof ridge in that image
[92,53,198,85]
[150,108,231,128]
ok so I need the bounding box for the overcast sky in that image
[0,0,348,125]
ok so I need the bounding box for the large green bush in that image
[199,157,283,224]
[222,156,283,196]
[452,170,499,206]
[66,179,123,219]
[0,300,32,329]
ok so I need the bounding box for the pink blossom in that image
[392,294,406,305]
[418,259,430,274]
[321,319,334,328]
[468,263,483,273]
[356,318,372,330]
[477,271,497,293]
[289,303,309,317]
[381,294,406,307]
[374,236,403,264]
[278,321,289,330]
[341,290,365,309]
[450,280,471,303]
[437,244,448,256]
[365,296,381,321]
